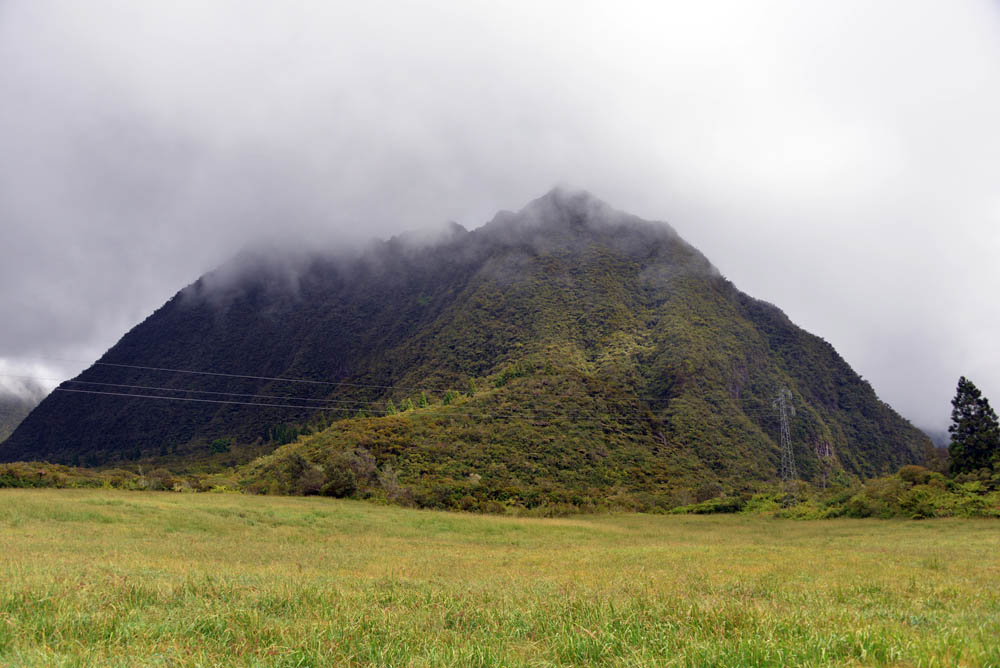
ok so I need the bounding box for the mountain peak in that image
[520,186,615,225]
[484,187,648,241]
[530,185,602,207]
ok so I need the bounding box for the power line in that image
[50,387,663,422]
[48,384,789,427]
[11,358,448,393]
[6,371,787,422]
[53,388,347,411]
[49,387,657,424]
[12,338,823,400]
[91,361,436,392]
[63,379,379,407]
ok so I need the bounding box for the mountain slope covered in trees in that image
[2,189,931,505]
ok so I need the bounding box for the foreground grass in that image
[1,490,998,667]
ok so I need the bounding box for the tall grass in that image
[1,489,998,667]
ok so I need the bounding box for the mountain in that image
[1,189,931,506]
[0,376,47,443]
[0,393,41,443]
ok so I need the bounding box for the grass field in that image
[1,489,998,667]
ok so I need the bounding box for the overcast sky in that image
[2,1,998,434]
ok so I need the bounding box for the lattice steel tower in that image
[815,441,834,489]
[773,388,797,488]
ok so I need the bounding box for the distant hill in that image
[1,189,931,506]
[921,427,951,448]
[0,388,44,443]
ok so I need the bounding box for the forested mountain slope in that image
[2,189,930,504]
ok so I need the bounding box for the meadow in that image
[1,489,998,667]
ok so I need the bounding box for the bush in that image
[671,495,745,515]
[209,438,232,454]
[254,452,326,495]
[326,448,377,484]
[694,482,724,503]
[146,468,176,491]
[899,487,938,519]
[480,499,506,514]
[321,467,357,498]
[742,493,781,514]
[898,465,933,486]
[378,464,412,505]
[844,493,889,518]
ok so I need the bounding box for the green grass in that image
[1,489,998,667]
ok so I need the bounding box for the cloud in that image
[0,359,56,401]
[1,1,999,430]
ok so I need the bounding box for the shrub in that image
[146,468,176,491]
[378,464,412,505]
[742,493,781,514]
[326,448,376,484]
[899,487,938,519]
[695,482,724,503]
[321,466,357,498]
[898,465,933,486]
[255,452,326,495]
[844,493,889,518]
[480,499,506,514]
[671,496,745,515]
[209,438,232,454]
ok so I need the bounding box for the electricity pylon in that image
[816,441,834,489]
[773,388,797,494]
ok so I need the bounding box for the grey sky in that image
[1,1,998,433]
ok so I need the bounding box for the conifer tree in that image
[417,391,428,408]
[948,376,1000,474]
[385,399,397,416]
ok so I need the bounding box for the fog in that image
[1,1,999,433]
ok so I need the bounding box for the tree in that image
[948,376,1000,474]
[320,465,357,498]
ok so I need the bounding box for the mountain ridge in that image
[2,188,931,505]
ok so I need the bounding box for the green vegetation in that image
[0,461,230,492]
[1,488,998,667]
[7,455,997,519]
[670,465,1000,519]
[948,376,1000,475]
[2,191,930,499]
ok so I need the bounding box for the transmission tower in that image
[816,441,834,489]
[773,388,797,493]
